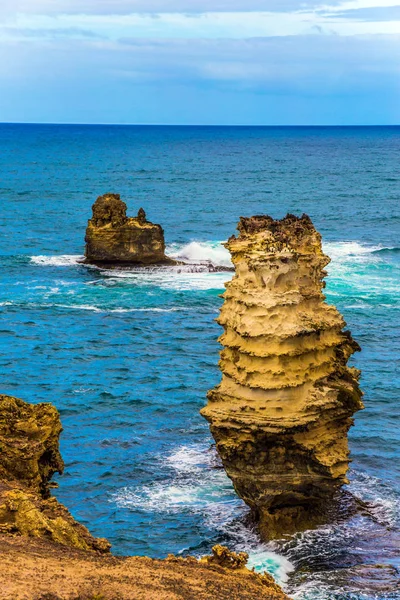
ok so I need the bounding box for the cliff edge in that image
[0,394,289,599]
[201,214,364,538]
[0,394,110,553]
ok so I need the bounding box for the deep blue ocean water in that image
[0,124,399,599]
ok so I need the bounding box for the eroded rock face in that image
[0,397,288,598]
[0,395,110,553]
[201,214,364,538]
[85,193,175,265]
[0,395,64,497]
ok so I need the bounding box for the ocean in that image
[0,124,399,599]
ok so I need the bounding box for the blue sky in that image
[1,0,400,124]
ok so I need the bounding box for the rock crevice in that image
[201,213,364,538]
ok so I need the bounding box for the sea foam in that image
[167,241,232,268]
[112,443,294,586]
[27,239,399,298]
[30,255,84,266]
[29,241,391,271]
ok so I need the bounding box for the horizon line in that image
[1,121,400,128]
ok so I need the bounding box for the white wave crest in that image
[51,304,184,313]
[99,269,229,291]
[30,255,84,266]
[27,242,393,270]
[0,301,185,313]
[247,550,294,585]
[114,480,231,513]
[112,443,294,586]
[323,241,383,262]
[167,241,232,268]
[166,445,218,473]
[322,241,400,296]
[349,471,400,528]
[27,240,398,296]
[29,242,232,270]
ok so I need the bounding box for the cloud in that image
[0,0,399,124]
[324,6,400,20]
[2,33,398,89]
[2,26,104,39]
[117,35,400,87]
[0,0,344,16]
[0,34,399,124]
[4,9,400,41]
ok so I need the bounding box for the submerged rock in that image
[84,193,176,266]
[201,213,364,538]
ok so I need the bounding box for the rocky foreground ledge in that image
[202,214,364,539]
[0,394,288,600]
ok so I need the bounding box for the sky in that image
[0,0,400,124]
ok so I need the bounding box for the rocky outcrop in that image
[0,395,63,496]
[0,538,289,600]
[0,394,289,599]
[201,214,364,538]
[85,193,176,266]
[0,394,110,553]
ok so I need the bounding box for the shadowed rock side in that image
[0,394,110,553]
[85,193,176,265]
[201,214,364,538]
[0,395,289,599]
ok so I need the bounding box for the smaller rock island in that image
[84,193,176,266]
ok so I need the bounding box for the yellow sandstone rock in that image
[0,394,110,552]
[201,214,364,538]
[0,395,289,599]
[84,193,176,265]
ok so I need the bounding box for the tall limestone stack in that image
[85,193,175,265]
[201,214,364,538]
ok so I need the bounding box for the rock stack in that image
[84,193,176,266]
[201,214,364,538]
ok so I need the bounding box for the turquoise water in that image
[0,124,399,598]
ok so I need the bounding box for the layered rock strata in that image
[85,193,176,265]
[201,214,364,538]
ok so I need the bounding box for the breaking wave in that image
[30,255,84,266]
[112,443,294,587]
[22,240,400,298]
[0,301,185,313]
[28,241,397,271]
[167,241,232,268]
